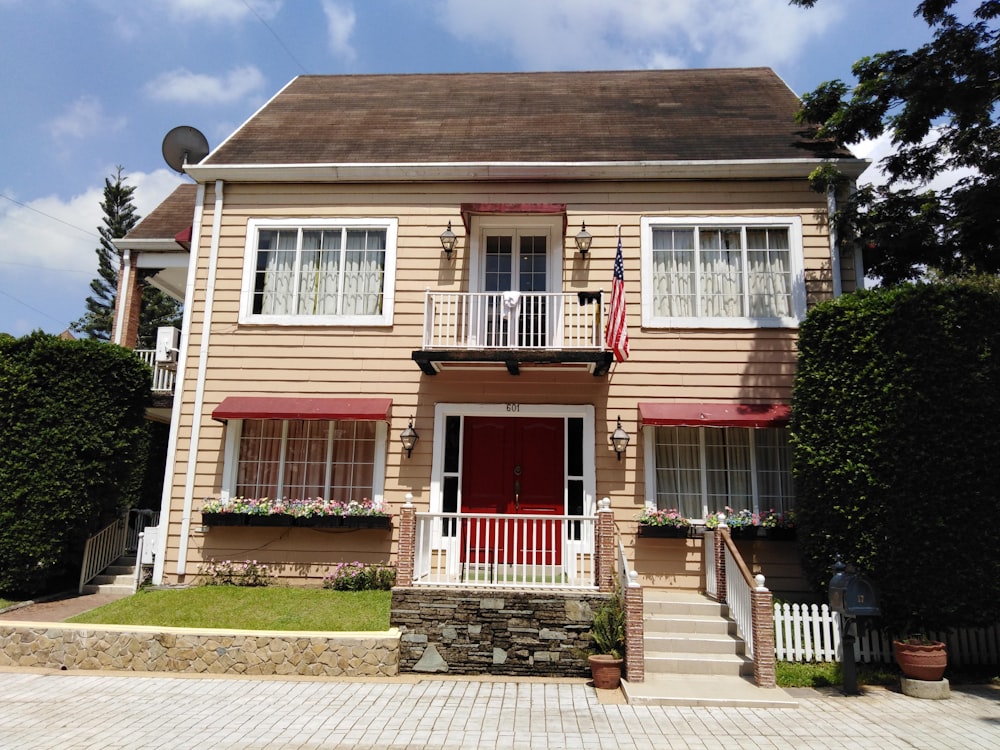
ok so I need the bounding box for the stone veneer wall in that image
[0,622,400,676]
[390,587,608,676]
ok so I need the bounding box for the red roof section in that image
[212,397,392,422]
[638,402,790,428]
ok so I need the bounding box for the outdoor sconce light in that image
[440,221,458,259]
[400,417,419,458]
[574,222,592,256]
[610,415,630,461]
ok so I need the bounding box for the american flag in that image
[606,234,630,362]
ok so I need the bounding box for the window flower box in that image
[200,496,391,529]
[636,508,692,538]
[637,524,690,538]
[201,512,246,527]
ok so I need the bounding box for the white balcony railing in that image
[135,349,177,393]
[412,511,597,589]
[422,291,606,351]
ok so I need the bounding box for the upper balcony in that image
[412,290,614,376]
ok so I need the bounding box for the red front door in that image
[461,416,564,566]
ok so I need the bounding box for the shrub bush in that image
[791,277,1000,633]
[322,562,396,591]
[198,559,275,587]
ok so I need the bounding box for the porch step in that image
[622,674,799,709]
[82,554,137,596]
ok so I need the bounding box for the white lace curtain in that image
[653,426,792,518]
[652,226,791,318]
[255,228,386,316]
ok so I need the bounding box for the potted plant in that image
[637,507,691,538]
[707,507,760,539]
[893,634,948,681]
[588,591,626,689]
[761,509,796,540]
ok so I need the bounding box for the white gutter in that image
[152,182,207,585]
[828,187,842,298]
[185,158,871,184]
[174,180,224,580]
[112,248,131,345]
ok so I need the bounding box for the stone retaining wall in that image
[0,622,400,676]
[390,587,608,677]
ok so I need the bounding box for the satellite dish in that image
[161,126,209,173]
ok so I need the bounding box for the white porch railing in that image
[126,508,160,553]
[78,518,127,593]
[724,542,755,659]
[135,349,177,393]
[422,291,606,350]
[412,511,597,589]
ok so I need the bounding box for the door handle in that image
[514,478,520,511]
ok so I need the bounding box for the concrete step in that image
[622,674,799,708]
[645,633,745,656]
[644,651,753,677]
[91,573,134,586]
[81,583,134,596]
[644,614,737,636]
[643,591,730,618]
[104,565,135,577]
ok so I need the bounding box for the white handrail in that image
[413,511,597,589]
[78,518,127,593]
[723,543,754,658]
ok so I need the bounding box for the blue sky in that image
[0,0,945,337]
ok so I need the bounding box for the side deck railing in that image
[78,518,127,593]
[422,291,606,351]
[135,349,177,393]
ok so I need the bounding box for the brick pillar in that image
[395,494,415,587]
[624,571,645,683]
[596,498,614,593]
[111,249,142,348]
[714,525,730,604]
[751,576,777,688]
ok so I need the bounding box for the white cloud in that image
[47,96,126,141]
[154,0,282,23]
[0,170,185,336]
[853,130,978,192]
[438,0,842,72]
[322,1,357,62]
[144,65,267,105]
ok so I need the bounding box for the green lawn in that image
[66,586,392,631]
[0,597,18,610]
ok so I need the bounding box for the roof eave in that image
[184,158,870,184]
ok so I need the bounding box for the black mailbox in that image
[829,559,881,618]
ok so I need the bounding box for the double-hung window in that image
[640,216,805,328]
[646,425,793,520]
[229,418,386,503]
[240,218,398,325]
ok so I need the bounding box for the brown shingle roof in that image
[205,69,846,166]
[125,183,197,241]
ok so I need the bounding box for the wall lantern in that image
[574,222,592,256]
[610,415,630,461]
[399,417,419,458]
[440,221,458,259]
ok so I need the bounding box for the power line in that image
[242,0,310,75]
[0,285,73,328]
[0,192,100,242]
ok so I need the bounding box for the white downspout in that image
[828,187,842,298]
[152,183,207,585]
[174,179,224,579]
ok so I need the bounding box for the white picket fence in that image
[774,602,1000,666]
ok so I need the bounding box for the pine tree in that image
[72,167,183,345]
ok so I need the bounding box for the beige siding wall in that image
[159,179,832,584]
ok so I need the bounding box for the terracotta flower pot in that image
[893,639,947,681]
[588,654,623,689]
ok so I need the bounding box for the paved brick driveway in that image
[1,668,998,749]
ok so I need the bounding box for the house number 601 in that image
[506,403,520,412]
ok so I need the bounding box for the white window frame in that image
[239,217,398,326]
[219,418,388,505]
[642,424,793,521]
[467,215,564,295]
[640,215,806,329]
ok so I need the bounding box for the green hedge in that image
[0,332,151,596]
[791,278,1000,633]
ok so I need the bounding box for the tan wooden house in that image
[117,69,865,603]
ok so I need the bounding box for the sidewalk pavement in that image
[0,591,126,622]
[0,666,997,749]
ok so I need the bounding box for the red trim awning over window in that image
[460,203,568,235]
[638,402,790,428]
[212,396,392,422]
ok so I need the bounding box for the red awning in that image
[638,402,790,428]
[212,396,392,422]
[460,203,568,235]
[174,225,192,250]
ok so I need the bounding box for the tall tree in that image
[72,167,183,345]
[73,166,136,340]
[792,0,1000,285]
